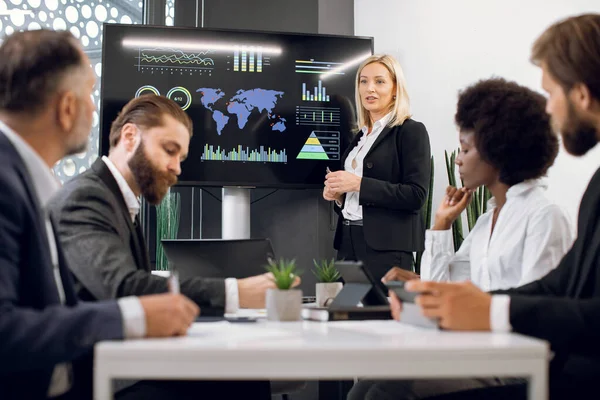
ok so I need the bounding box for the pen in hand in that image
[168,269,180,294]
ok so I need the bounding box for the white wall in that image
[355,0,600,231]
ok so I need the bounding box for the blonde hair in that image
[355,54,411,131]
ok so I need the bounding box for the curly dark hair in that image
[455,78,559,186]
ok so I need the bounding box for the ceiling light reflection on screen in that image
[320,52,372,80]
[121,38,282,55]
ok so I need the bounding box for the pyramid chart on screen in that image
[296,131,329,160]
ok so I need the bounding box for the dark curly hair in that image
[455,78,558,186]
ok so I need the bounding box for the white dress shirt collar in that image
[360,112,393,135]
[102,156,140,221]
[0,120,61,208]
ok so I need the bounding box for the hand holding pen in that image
[323,166,342,202]
[168,268,180,294]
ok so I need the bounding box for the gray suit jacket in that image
[48,159,226,314]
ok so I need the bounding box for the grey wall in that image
[204,0,319,33]
[318,0,354,35]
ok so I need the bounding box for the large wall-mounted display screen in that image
[101,24,373,187]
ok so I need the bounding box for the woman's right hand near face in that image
[433,186,473,230]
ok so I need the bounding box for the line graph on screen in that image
[136,48,215,71]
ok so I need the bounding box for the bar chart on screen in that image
[231,45,269,72]
[201,144,287,163]
[302,80,330,102]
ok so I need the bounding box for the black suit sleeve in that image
[359,121,431,211]
[49,183,227,310]
[0,182,123,373]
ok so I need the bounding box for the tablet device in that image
[332,261,388,307]
[335,260,372,284]
[386,281,439,329]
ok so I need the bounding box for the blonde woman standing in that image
[324,54,431,282]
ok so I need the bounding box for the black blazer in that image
[48,159,227,314]
[0,131,123,399]
[333,118,431,252]
[494,166,600,392]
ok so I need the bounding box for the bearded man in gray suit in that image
[49,94,278,399]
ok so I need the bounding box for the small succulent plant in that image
[312,258,341,283]
[265,258,301,290]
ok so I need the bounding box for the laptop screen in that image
[161,239,275,280]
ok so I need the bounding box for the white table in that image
[94,320,548,399]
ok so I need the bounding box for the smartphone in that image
[386,281,438,329]
[386,281,422,303]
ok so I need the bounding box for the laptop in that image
[160,238,275,280]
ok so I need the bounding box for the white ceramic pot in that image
[266,288,302,321]
[315,282,343,307]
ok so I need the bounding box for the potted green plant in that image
[312,258,342,307]
[265,258,303,321]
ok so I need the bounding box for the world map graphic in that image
[196,88,287,135]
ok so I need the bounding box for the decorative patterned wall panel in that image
[0,0,143,181]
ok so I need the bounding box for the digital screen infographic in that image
[100,24,373,187]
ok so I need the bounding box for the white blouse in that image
[420,180,574,291]
[341,112,392,221]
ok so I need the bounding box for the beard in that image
[128,140,178,205]
[558,102,598,156]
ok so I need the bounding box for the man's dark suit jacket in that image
[0,131,123,399]
[48,159,227,314]
[333,118,431,252]
[495,166,600,397]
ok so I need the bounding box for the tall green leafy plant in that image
[155,189,181,271]
[466,186,492,231]
[414,156,434,274]
[445,149,464,251]
[444,148,491,251]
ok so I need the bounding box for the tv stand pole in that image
[221,187,251,240]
